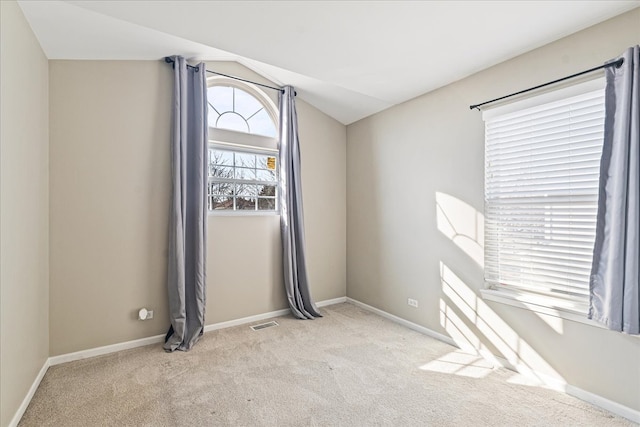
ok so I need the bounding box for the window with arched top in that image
[206,77,279,214]
[208,85,277,137]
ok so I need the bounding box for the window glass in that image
[217,112,248,133]
[484,82,605,313]
[208,85,277,137]
[207,80,279,214]
[208,148,278,212]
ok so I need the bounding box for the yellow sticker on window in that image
[266,156,276,170]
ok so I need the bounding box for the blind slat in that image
[484,85,604,309]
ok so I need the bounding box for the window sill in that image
[208,211,280,217]
[480,288,605,329]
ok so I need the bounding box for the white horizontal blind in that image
[484,86,605,309]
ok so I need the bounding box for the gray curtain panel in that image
[279,86,322,319]
[589,45,640,334]
[164,56,209,351]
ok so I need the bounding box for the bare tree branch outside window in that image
[208,148,277,212]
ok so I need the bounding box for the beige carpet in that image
[19,303,635,426]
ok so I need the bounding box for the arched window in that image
[206,77,279,213]
[208,85,277,137]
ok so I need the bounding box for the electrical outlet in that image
[138,308,154,320]
[408,298,419,308]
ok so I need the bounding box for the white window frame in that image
[206,76,280,216]
[481,78,606,327]
[208,145,279,215]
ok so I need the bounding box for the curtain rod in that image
[469,58,624,111]
[164,57,285,94]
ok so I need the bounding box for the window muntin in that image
[208,148,278,212]
[206,77,279,214]
[207,85,277,138]
[484,81,605,313]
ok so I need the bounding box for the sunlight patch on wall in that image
[435,192,484,267]
[439,261,564,385]
[439,298,482,354]
[530,307,564,334]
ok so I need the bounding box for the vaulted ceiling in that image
[18,1,640,124]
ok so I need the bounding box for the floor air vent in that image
[250,321,279,331]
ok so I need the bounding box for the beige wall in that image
[296,98,347,303]
[49,61,172,356]
[49,60,346,356]
[204,62,346,321]
[347,8,640,412]
[0,1,50,426]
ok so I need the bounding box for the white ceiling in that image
[18,1,640,124]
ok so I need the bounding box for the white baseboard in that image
[9,358,50,427]
[346,297,457,346]
[49,296,346,366]
[483,346,639,423]
[346,297,640,424]
[203,308,291,333]
[21,296,639,425]
[493,355,639,423]
[203,296,346,332]
[491,355,568,392]
[15,297,344,425]
[566,384,640,424]
[317,296,347,307]
[49,334,165,366]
